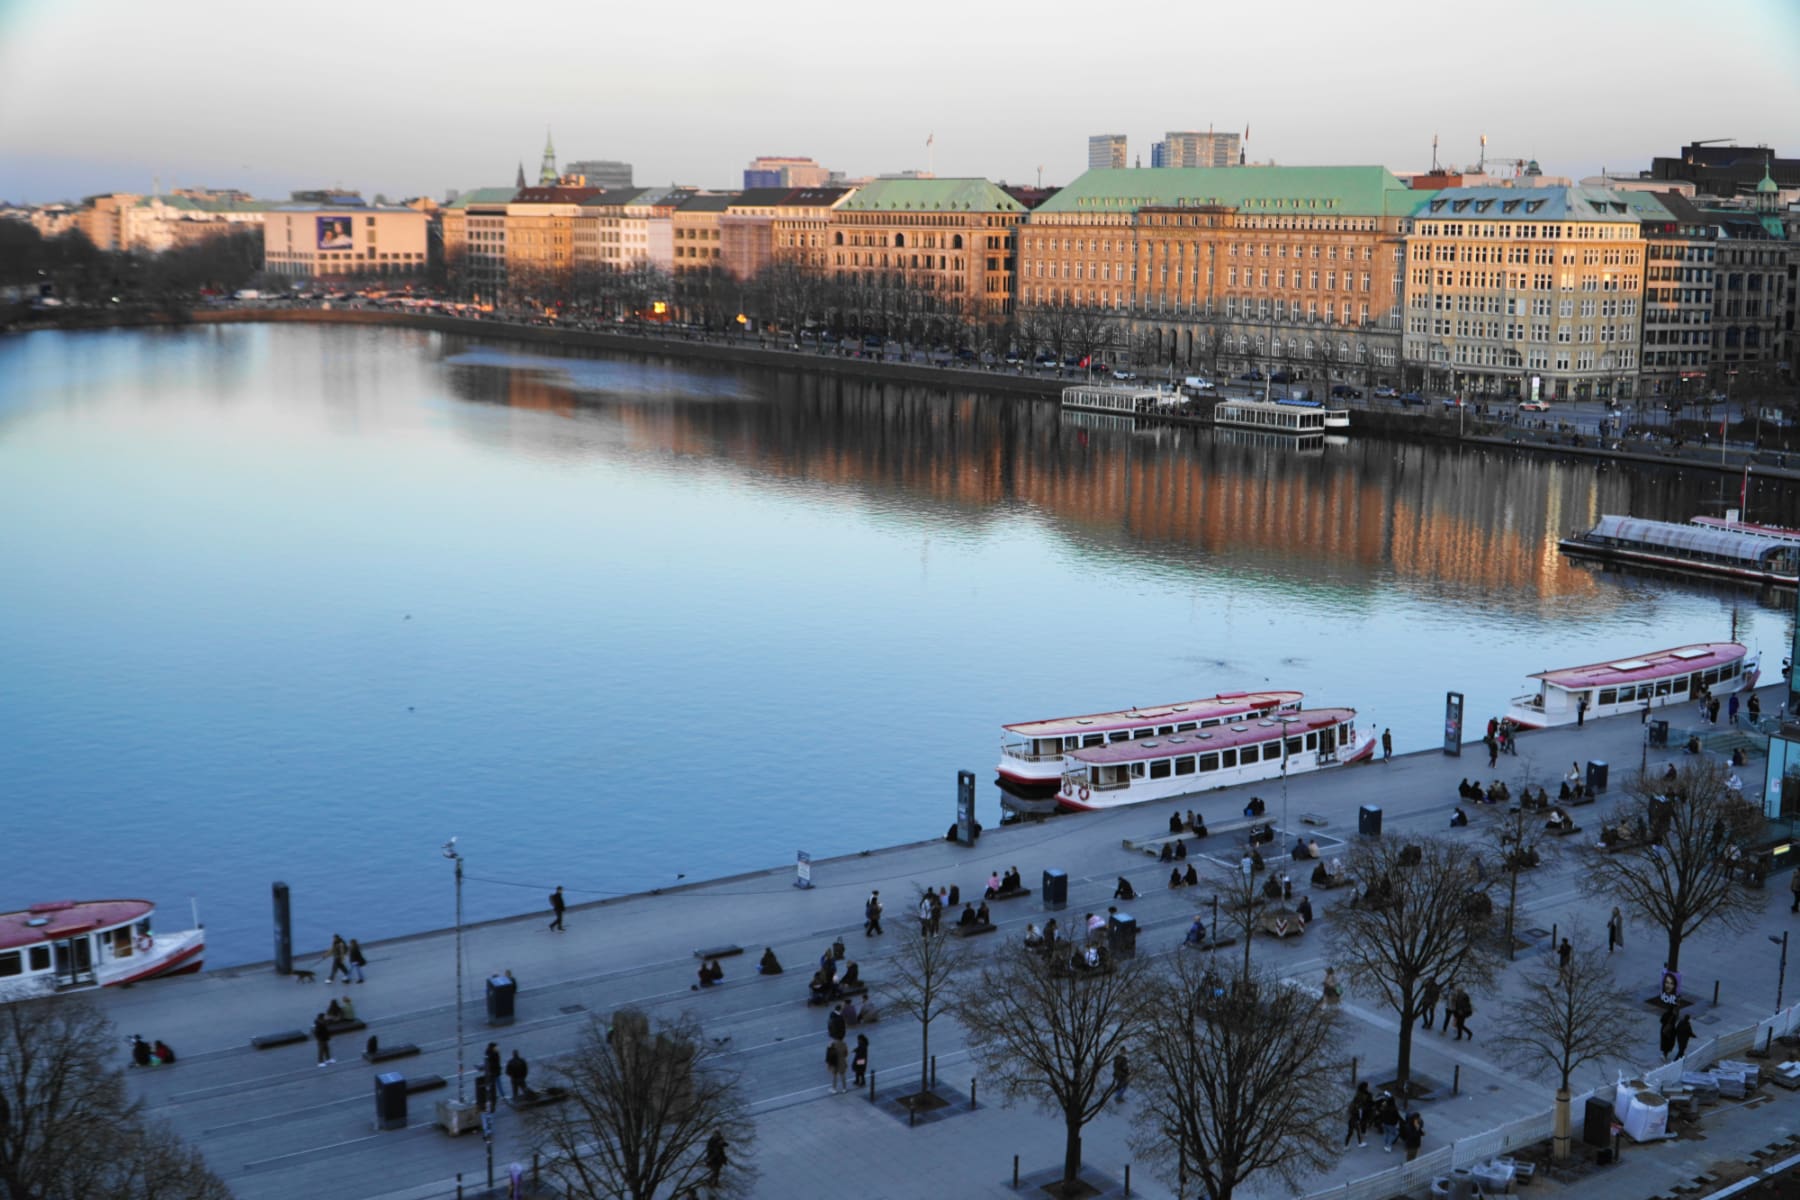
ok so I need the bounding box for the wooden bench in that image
[324,1018,367,1036]
[806,982,868,1006]
[950,921,997,938]
[404,1074,447,1095]
[693,945,744,960]
[509,1085,570,1109]
[363,1043,421,1064]
[1546,823,1583,837]
[987,886,1033,901]
[251,1030,307,1050]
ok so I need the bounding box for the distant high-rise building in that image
[743,156,831,189]
[565,160,635,189]
[1150,141,1168,169]
[1088,134,1127,171]
[1162,130,1242,169]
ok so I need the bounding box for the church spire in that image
[515,161,527,191]
[538,129,558,186]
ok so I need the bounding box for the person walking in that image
[1345,1081,1373,1147]
[705,1131,729,1188]
[548,886,566,932]
[1376,1092,1402,1151]
[505,1050,529,1099]
[1557,938,1573,978]
[348,938,367,983]
[1450,987,1474,1040]
[1576,695,1588,727]
[1485,733,1498,769]
[1674,1011,1696,1058]
[1399,1111,1426,1162]
[918,893,934,938]
[1112,1050,1130,1103]
[826,1037,849,1093]
[1608,907,1625,952]
[484,1042,502,1112]
[864,890,883,936]
[827,1002,846,1042]
[851,1034,869,1087]
[326,934,350,984]
[312,1012,334,1066]
[1729,694,1741,727]
[1421,976,1442,1030]
[1381,728,1393,764]
[1751,694,1762,724]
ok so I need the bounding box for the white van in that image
[1183,376,1216,392]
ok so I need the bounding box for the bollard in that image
[1714,979,1722,1007]
[1124,1163,1132,1196]
[1014,1155,1020,1188]
[456,1173,463,1200]
[868,1068,876,1102]
[1453,1064,1461,1095]
[971,1078,978,1109]
[1550,922,1557,952]
[931,1055,937,1086]
[909,1100,916,1127]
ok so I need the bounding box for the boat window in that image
[0,951,19,978]
[1704,669,1720,684]
[1286,736,1303,757]
[1305,733,1318,751]
[1084,734,1105,747]
[1655,680,1672,696]
[28,947,48,971]
[1064,737,1080,751]
[1110,731,1130,743]
[1598,688,1617,706]
[1724,662,1739,680]
[1674,677,1689,693]
[1150,759,1172,779]
[1134,728,1154,739]
[1131,763,1146,778]
[1158,726,1174,736]
[1617,686,1635,703]
[1177,722,1197,732]
[1200,753,1219,772]
[1221,749,1237,768]
[1174,756,1195,775]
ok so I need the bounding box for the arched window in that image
[834,232,843,245]
[894,233,906,248]
[952,234,964,250]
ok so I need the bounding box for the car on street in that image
[1111,368,1137,381]
[1330,385,1363,399]
[1518,400,1551,412]
[1184,376,1216,391]
[1237,370,1265,383]
[1373,385,1399,398]
[1397,392,1427,407]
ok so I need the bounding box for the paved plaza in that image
[98,685,1800,1199]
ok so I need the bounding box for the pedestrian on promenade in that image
[864,890,883,936]
[348,938,366,983]
[1421,976,1442,1030]
[918,893,933,937]
[1382,728,1393,764]
[826,1038,849,1093]
[705,1131,729,1187]
[1710,697,1721,724]
[852,1034,869,1087]
[1608,907,1625,952]
[1751,694,1762,724]
[1376,1092,1402,1150]
[1557,938,1573,978]
[1399,1111,1426,1162]
[1729,694,1740,726]
[1576,696,1588,727]
[1345,1081,1372,1147]
[828,1002,846,1042]
[548,886,566,932]
[312,1013,334,1066]
[484,1042,502,1112]
[1485,734,1498,769]
[1112,1050,1130,1103]
[1450,988,1474,1040]
[505,1050,529,1099]
[1674,1012,1696,1058]
[326,934,350,984]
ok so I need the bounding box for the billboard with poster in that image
[316,216,353,250]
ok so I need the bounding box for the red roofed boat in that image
[0,899,204,1003]
[1503,642,1757,730]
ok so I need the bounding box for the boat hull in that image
[1054,731,1376,812]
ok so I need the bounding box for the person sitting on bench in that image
[1685,735,1702,755]
[1292,836,1312,860]
[1297,895,1314,923]
[1244,796,1267,818]
[1450,807,1469,827]
[1024,922,1044,947]
[1169,810,1185,835]
[1175,837,1189,859]
[1170,866,1185,888]
[327,998,345,1020]
[1183,863,1199,887]
[1161,841,1175,863]
[1664,762,1679,782]
[808,969,834,1002]
[1185,915,1205,945]
[1001,867,1021,892]
[698,959,724,987]
[1114,876,1137,900]
[958,903,979,928]
[1250,847,1266,872]
[1189,814,1208,838]
[758,947,783,975]
[840,961,860,988]
[1545,808,1573,833]
[975,901,990,924]
[985,871,1002,898]
[841,995,861,1025]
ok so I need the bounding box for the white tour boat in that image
[1503,642,1759,730]
[998,691,1304,791]
[1213,397,1349,435]
[0,899,204,1003]
[1061,383,1182,416]
[1054,707,1375,812]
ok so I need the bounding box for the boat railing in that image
[1001,746,1066,764]
[1511,693,1545,711]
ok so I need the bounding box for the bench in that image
[692,945,744,960]
[324,1018,367,1036]
[807,982,868,1007]
[251,1030,308,1050]
[950,921,997,938]
[405,1074,447,1095]
[364,1043,421,1064]
[508,1085,570,1109]
[987,886,1033,901]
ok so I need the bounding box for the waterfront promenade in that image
[91,683,1800,1199]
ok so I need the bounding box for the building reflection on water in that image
[441,343,1800,612]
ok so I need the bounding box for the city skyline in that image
[1,0,1798,205]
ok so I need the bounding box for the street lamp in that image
[1773,932,1790,1014]
[443,838,466,1103]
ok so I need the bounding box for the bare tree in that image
[527,1009,755,1200]
[1132,958,1345,1200]
[1478,790,1558,959]
[0,997,233,1200]
[1580,761,1766,972]
[883,904,973,1101]
[1493,934,1636,1159]
[959,944,1151,1196]
[1324,836,1501,1094]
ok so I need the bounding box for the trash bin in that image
[1107,912,1137,960]
[1358,805,1383,838]
[1587,760,1609,795]
[375,1072,407,1131]
[1042,868,1068,911]
[485,974,516,1026]
[1648,718,1669,747]
[1583,1095,1614,1146]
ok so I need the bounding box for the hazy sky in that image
[2,0,1797,204]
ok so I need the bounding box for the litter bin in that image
[1587,760,1609,795]
[1583,1095,1614,1146]
[1358,805,1383,838]
[1648,718,1669,747]
[485,974,516,1026]
[1107,912,1137,960]
[375,1072,407,1131]
[1042,868,1068,911]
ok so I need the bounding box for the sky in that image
[1,0,1798,205]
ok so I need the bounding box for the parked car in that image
[1111,368,1137,381]
[1373,385,1399,399]
[1330,385,1363,399]
[1237,370,1265,383]
[1442,397,1467,409]
[1398,392,1427,407]
[1518,400,1551,412]
[1269,370,1292,384]
[1184,376,1216,391]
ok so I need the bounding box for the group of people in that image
[1480,717,1520,766]
[694,958,726,988]
[821,1010,871,1094]
[984,867,1024,897]
[1418,977,1476,1040]
[471,1041,532,1111]
[1455,778,1516,805]
[1345,1083,1426,1159]
[1158,837,1190,863]
[128,1033,177,1067]
[322,933,367,984]
[1659,1006,1697,1061]
[957,900,993,928]
[1167,810,1209,838]
[808,945,863,1004]
[1168,862,1201,888]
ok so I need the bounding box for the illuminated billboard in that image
[316,216,354,251]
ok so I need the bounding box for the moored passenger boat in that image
[1212,397,1347,435]
[1558,515,1800,589]
[1061,384,1180,415]
[997,691,1304,790]
[1503,642,1758,730]
[1054,707,1374,812]
[0,899,204,1003]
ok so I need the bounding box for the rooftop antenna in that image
[1036,164,1043,188]
[1431,133,1440,174]
[1478,133,1487,174]
[926,131,935,178]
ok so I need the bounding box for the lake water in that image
[2,322,1794,966]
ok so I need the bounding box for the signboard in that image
[315,215,353,251]
[794,850,813,890]
[1530,375,1541,403]
[1444,691,1464,756]
[956,769,976,845]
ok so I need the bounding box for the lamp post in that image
[443,838,466,1104]
[1773,932,1790,1014]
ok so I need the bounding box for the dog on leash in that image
[291,968,317,983]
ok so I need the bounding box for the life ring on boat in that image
[1061,781,1072,797]
[1078,785,1091,803]
[135,935,153,952]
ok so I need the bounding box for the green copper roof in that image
[1034,166,1421,218]
[837,178,1024,214]
[1757,165,1778,194]
[1616,191,1675,221]
[446,188,519,209]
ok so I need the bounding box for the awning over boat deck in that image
[1583,515,1792,563]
